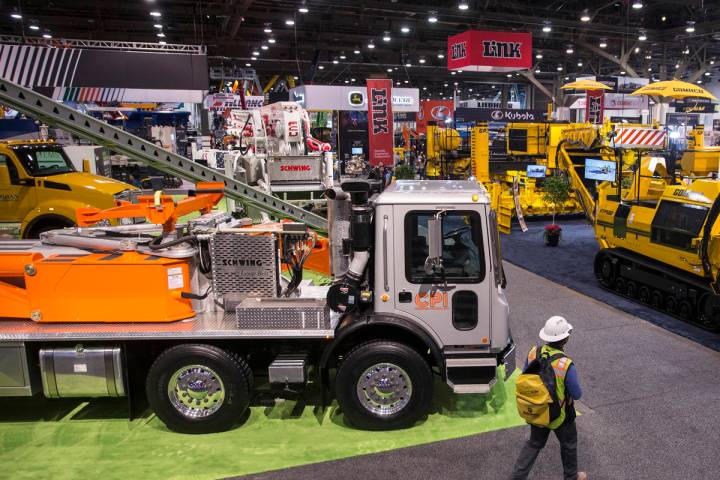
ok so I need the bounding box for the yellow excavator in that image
[552,122,720,329]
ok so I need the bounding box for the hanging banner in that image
[366,79,394,166]
[447,30,532,72]
[586,90,604,124]
[416,100,455,134]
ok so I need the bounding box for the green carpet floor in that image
[0,371,523,480]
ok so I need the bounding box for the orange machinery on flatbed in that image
[0,182,329,323]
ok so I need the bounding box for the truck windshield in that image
[13,146,76,176]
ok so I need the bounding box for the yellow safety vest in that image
[528,345,573,429]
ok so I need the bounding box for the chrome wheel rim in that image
[168,364,225,418]
[356,363,412,416]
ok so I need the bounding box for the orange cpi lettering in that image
[415,291,449,310]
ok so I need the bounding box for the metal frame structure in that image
[0,35,206,54]
[0,78,328,233]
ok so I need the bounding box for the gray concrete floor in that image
[239,263,720,480]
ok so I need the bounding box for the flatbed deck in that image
[0,311,338,341]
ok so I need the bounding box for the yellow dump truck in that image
[0,140,135,238]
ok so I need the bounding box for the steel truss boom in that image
[0,78,328,233]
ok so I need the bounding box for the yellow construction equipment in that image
[552,123,720,329]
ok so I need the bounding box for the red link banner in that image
[448,30,532,72]
[366,79,394,166]
[586,89,605,124]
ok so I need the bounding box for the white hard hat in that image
[539,316,573,343]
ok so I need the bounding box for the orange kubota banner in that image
[366,79,394,166]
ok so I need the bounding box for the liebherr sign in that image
[448,30,532,72]
[366,79,394,166]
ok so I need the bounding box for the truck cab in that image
[0,140,135,237]
[372,181,512,390]
[325,180,514,429]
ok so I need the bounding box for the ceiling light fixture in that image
[428,11,438,23]
[261,45,268,50]
[43,34,52,39]
[159,41,167,45]
[153,24,162,28]
[251,56,257,60]
[401,26,410,33]
[405,62,412,67]
[318,65,325,70]
[340,54,346,59]
[263,25,272,33]
[634,47,640,53]
[246,63,251,67]
[536,53,543,59]
[638,33,647,41]
[557,65,563,71]
[157,33,165,38]
[298,7,309,13]
[285,19,295,26]
[10,13,22,20]
[383,32,391,42]
[580,10,590,22]
[578,62,583,67]
[29,25,40,31]
[458,2,469,10]
[419,58,426,64]
[566,46,574,54]
[150,11,161,17]
[661,16,667,21]
[367,42,375,49]
[686,22,695,33]
[438,53,445,59]
[599,41,607,48]
[252,50,260,56]
[268,38,276,44]
[542,21,552,33]
[535,69,541,73]
[333,59,339,64]
[631,1,642,9]
[354,49,360,54]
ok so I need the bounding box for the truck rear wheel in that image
[146,344,252,434]
[335,340,433,430]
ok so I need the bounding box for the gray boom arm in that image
[0,78,328,233]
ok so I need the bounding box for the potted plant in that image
[541,172,571,247]
[393,163,416,180]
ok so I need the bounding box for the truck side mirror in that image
[82,159,91,173]
[0,163,10,186]
[424,217,443,275]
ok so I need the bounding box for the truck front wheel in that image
[335,340,433,430]
[146,344,252,434]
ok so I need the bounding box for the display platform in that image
[501,218,720,351]
[0,372,523,480]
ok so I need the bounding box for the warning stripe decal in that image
[615,128,666,147]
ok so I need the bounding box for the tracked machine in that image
[554,122,720,329]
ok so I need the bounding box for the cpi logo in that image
[415,291,448,310]
[431,105,450,120]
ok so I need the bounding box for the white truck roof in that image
[375,180,490,205]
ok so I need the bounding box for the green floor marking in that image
[0,372,523,479]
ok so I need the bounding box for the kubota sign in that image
[447,30,532,72]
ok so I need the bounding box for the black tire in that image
[146,344,252,434]
[650,290,663,309]
[665,296,678,315]
[26,219,74,239]
[335,340,433,430]
[626,281,638,298]
[678,300,693,320]
[614,278,626,294]
[598,256,615,287]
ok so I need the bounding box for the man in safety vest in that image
[510,316,586,480]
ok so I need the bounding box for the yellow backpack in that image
[515,348,564,428]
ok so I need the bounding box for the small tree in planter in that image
[542,172,571,247]
[393,163,416,180]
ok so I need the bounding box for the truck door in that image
[0,154,36,227]
[393,206,490,346]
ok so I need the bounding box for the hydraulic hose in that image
[147,234,197,250]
